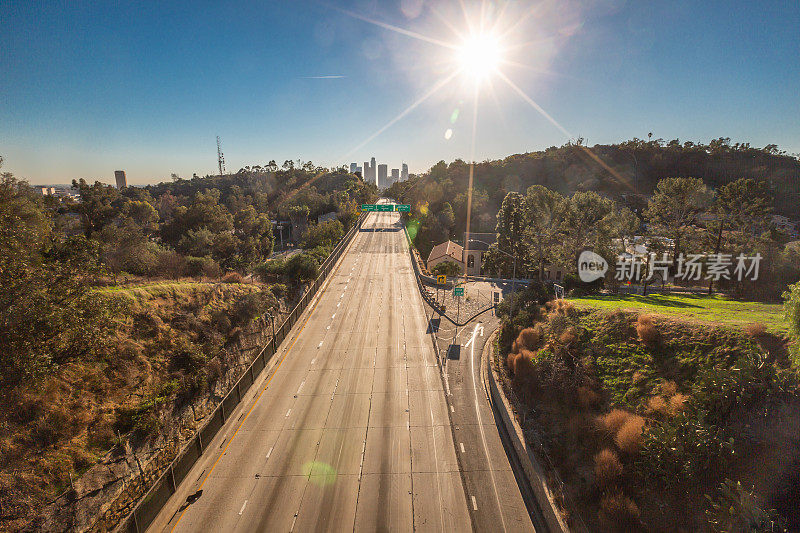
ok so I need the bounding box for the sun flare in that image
[456,33,502,80]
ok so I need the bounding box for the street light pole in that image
[470,238,519,319]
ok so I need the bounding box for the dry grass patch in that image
[744,322,767,338]
[599,492,641,531]
[636,314,658,344]
[614,415,645,455]
[593,448,623,488]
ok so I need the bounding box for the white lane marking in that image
[266,446,273,459]
[336,302,340,307]
[331,314,336,319]
[285,409,291,418]
[472,496,478,511]
[290,514,298,532]
[450,405,455,413]
[297,380,305,395]
[460,442,465,453]
[318,341,323,348]
[344,285,348,290]
[239,500,248,515]
[311,357,317,365]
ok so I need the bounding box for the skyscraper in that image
[378,164,388,189]
[391,168,399,185]
[114,170,127,189]
[401,163,409,181]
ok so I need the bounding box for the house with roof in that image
[426,240,464,273]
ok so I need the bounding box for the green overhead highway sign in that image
[360,204,411,212]
[453,287,464,296]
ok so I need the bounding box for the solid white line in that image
[460,442,465,453]
[285,409,291,417]
[290,514,297,532]
[297,380,305,395]
[239,500,248,515]
[472,496,478,511]
[266,446,273,459]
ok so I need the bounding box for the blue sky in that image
[2,0,798,185]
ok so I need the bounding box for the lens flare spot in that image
[450,108,460,124]
[406,218,420,241]
[444,128,453,140]
[302,461,337,486]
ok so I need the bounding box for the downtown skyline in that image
[2,0,799,185]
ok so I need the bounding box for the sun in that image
[456,33,503,81]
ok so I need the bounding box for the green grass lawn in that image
[570,293,789,334]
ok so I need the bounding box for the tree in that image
[302,219,343,250]
[71,178,121,237]
[644,177,711,268]
[559,191,617,270]
[431,260,462,278]
[1,175,115,389]
[783,282,800,367]
[523,185,566,281]
[705,178,770,293]
[492,192,527,276]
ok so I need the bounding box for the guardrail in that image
[118,213,366,533]
[484,331,571,533]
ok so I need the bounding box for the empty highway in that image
[149,208,533,532]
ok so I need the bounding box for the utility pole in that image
[217,136,226,177]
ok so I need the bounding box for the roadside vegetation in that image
[570,293,788,334]
[0,158,373,530]
[495,284,800,531]
[391,138,799,302]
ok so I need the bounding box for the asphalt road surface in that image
[149,209,533,532]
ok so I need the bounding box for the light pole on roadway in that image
[469,238,518,319]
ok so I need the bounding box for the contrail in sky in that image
[300,75,346,79]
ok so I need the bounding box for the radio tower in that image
[216,136,226,176]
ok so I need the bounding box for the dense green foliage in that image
[389,139,798,299]
[430,260,461,278]
[0,176,117,390]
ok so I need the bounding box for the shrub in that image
[577,385,601,410]
[285,252,320,282]
[660,380,677,397]
[186,256,221,278]
[269,283,288,299]
[302,219,343,249]
[594,448,624,488]
[513,350,539,393]
[221,271,244,284]
[645,395,668,416]
[636,314,658,344]
[744,322,766,338]
[559,326,578,345]
[597,409,631,436]
[615,414,645,454]
[669,393,688,414]
[599,492,641,530]
[515,326,542,351]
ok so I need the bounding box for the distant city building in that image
[356,166,363,175]
[363,158,377,185]
[37,187,56,196]
[401,163,408,181]
[114,170,127,189]
[391,168,399,185]
[349,162,358,173]
[377,164,388,189]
